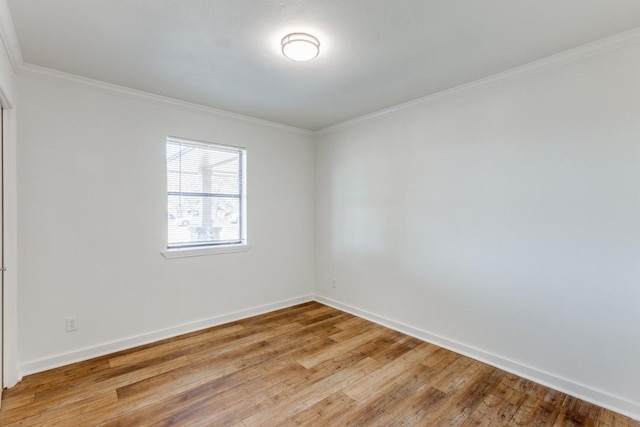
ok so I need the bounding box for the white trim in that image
[13,293,640,420]
[2,6,640,137]
[17,294,313,378]
[0,2,313,136]
[2,107,17,387]
[0,1,20,387]
[317,26,640,136]
[16,64,314,136]
[167,135,247,152]
[0,84,10,109]
[315,295,640,421]
[162,243,251,259]
[0,0,23,74]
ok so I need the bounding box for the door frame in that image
[0,85,17,391]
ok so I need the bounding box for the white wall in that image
[16,75,315,372]
[316,43,640,417]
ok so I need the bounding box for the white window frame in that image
[162,136,250,259]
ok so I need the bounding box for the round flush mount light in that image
[281,33,320,61]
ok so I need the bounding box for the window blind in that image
[167,136,246,248]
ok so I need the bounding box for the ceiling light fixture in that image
[281,33,320,61]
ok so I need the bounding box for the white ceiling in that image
[7,1,640,130]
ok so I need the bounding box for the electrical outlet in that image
[66,315,78,332]
[332,278,337,289]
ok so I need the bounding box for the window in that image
[165,136,246,253]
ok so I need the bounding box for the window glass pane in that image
[167,137,245,248]
[212,197,241,242]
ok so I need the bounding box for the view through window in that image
[167,137,246,249]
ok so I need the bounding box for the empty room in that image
[0,0,638,425]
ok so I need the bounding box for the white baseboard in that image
[17,294,314,379]
[315,295,640,421]
[14,293,640,421]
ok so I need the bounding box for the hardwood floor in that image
[0,302,637,426]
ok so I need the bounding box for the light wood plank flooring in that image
[1,302,637,426]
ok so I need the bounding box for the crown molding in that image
[0,0,20,108]
[0,1,314,136]
[17,64,314,136]
[0,0,22,72]
[2,0,640,137]
[317,26,640,136]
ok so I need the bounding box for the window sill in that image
[162,244,251,259]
